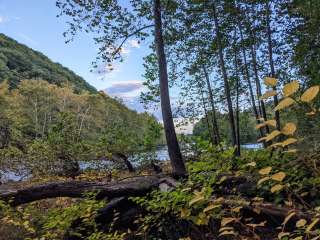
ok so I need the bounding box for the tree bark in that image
[199,82,217,145]
[202,65,221,144]
[153,0,186,176]
[250,38,270,135]
[235,60,241,156]
[238,24,265,141]
[266,1,281,131]
[212,3,237,147]
[0,175,176,206]
[112,153,135,172]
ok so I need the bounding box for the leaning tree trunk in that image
[212,3,237,147]
[202,65,221,144]
[266,1,280,131]
[153,0,186,176]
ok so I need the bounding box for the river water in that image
[0,143,262,182]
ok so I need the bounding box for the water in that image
[0,144,261,182]
[241,143,263,150]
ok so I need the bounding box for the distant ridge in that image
[0,33,96,93]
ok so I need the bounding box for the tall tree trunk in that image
[238,25,265,140]
[153,0,186,176]
[202,65,220,144]
[199,83,216,145]
[266,1,280,131]
[235,64,241,156]
[232,33,241,156]
[249,39,270,134]
[212,3,237,147]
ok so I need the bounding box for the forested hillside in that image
[0,34,96,92]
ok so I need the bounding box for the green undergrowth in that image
[1,141,320,239]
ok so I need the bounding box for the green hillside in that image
[0,33,96,93]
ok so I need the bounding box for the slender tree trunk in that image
[212,3,237,147]
[202,65,220,144]
[199,84,216,145]
[153,0,186,176]
[249,40,270,134]
[238,25,265,140]
[235,65,241,156]
[266,1,280,131]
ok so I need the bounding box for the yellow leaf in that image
[259,166,272,175]
[301,86,320,102]
[218,176,228,184]
[271,184,284,193]
[265,119,277,127]
[296,218,307,228]
[270,142,283,148]
[257,136,267,142]
[189,195,205,206]
[283,81,299,97]
[180,208,191,218]
[203,204,221,213]
[219,230,236,236]
[306,218,319,232]
[281,138,298,147]
[292,237,303,240]
[257,176,270,185]
[282,211,296,226]
[306,111,316,116]
[281,122,297,135]
[260,90,277,100]
[255,123,266,129]
[284,149,297,154]
[221,217,236,227]
[219,227,234,232]
[246,221,266,228]
[231,206,242,213]
[271,172,286,182]
[252,197,264,202]
[265,130,281,142]
[245,162,256,167]
[274,97,295,111]
[264,77,278,87]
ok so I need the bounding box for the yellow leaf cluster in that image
[281,122,296,135]
[283,81,299,97]
[264,77,278,87]
[296,219,307,228]
[259,166,272,175]
[265,130,281,142]
[274,97,295,111]
[260,90,277,100]
[281,138,298,147]
[265,119,277,127]
[270,184,284,193]
[271,172,286,182]
[301,86,319,102]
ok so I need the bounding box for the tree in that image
[56,0,186,176]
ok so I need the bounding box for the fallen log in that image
[0,175,176,206]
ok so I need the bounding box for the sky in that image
[0,0,195,133]
[0,0,151,98]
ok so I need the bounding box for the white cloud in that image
[105,80,144,98]
[128,39,140,48]
[119,46,131,54]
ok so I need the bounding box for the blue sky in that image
[0,0,151,95]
